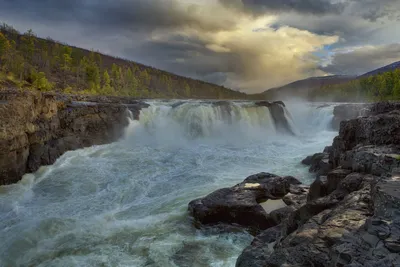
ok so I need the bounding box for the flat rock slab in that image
[260,199,287,214]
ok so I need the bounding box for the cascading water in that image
[134,101,279,140]
[0,101,337,267]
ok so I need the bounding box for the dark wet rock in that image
[0,91,146,184]
[268,103,295,135]
[307,175,328,201]
[336,145,400,177]
[188,173,303,233]
[270,206,296,225]
[326,168,352,194]
[324,146,333,154]
[331,103,371,130]
[260,178,373,267]
[236,225,282,267]
[272,100,285,107]
[302,152,332,177]
[301,153,323,166]
[255,101,272,107]
[331,109,400,170]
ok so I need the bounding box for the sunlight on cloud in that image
[151,2,339,92]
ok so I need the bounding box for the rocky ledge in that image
[0,90,148,185]
[188,101,400,267]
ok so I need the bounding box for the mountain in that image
[260,75,356,100]
[260,61,400,101]
[360,61,400,77]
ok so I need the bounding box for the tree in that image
[30,69,53,91]
[111,63,121,90]
[184,81,191,98]
[101,70,115,95]
[125,67,138,96]
[0,32,10,60]
[85,61,100,90]
[61,46,73,72]
[20,29,36,61]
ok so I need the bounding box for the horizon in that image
[1,0,400,93]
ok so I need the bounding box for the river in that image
[0,100,337,267]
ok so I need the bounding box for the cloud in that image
[219,0,346,16]
[0,0,399,92]
[321,44,400,75]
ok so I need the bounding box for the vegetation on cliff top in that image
[0,23,249,99]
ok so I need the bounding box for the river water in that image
[0,101,337,267]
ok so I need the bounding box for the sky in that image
[1,0,400,93]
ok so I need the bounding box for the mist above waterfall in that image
[0,101,337,267]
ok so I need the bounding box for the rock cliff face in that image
[188,101,400,267]
[0,90,147,185]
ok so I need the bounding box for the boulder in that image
[188,173,303,233]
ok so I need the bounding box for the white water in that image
[0,101,337,267]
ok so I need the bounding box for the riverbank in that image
[0,89,149,185]
[188,101,400,266]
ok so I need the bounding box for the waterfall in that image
[124,101,298,140]
[122,100,337,146]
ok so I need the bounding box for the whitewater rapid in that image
[0,101,337,267]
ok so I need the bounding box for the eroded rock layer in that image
[0,90,147,184]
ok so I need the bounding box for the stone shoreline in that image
[188,101,400,267]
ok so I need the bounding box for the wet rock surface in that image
[188,101,400,267]
[331,103,371,130]
[0,90,147,184]
[188,173,305,234]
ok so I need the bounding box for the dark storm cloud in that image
[220,0,400,21]
[219,0,346,15]
[321,43,400,75]
[350,0,400,22]
[125,33,241,83]
[0,0,235,33]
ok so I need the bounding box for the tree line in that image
[310,69,400,102]
[0,23,248,99]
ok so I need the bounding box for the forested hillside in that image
[0,24,249,99]
[313,68,400,102]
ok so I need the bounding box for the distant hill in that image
[360,61,400,77]
[260,75,356,100]
[259,61,400,101]
[0,23,249,99]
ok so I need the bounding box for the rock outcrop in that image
[331,103,371,130]
[255,101,294,135]
[0,90,147,184]
[188,173,306,234]
[188,101,400,267]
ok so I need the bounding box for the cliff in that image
[0,89,147,185]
